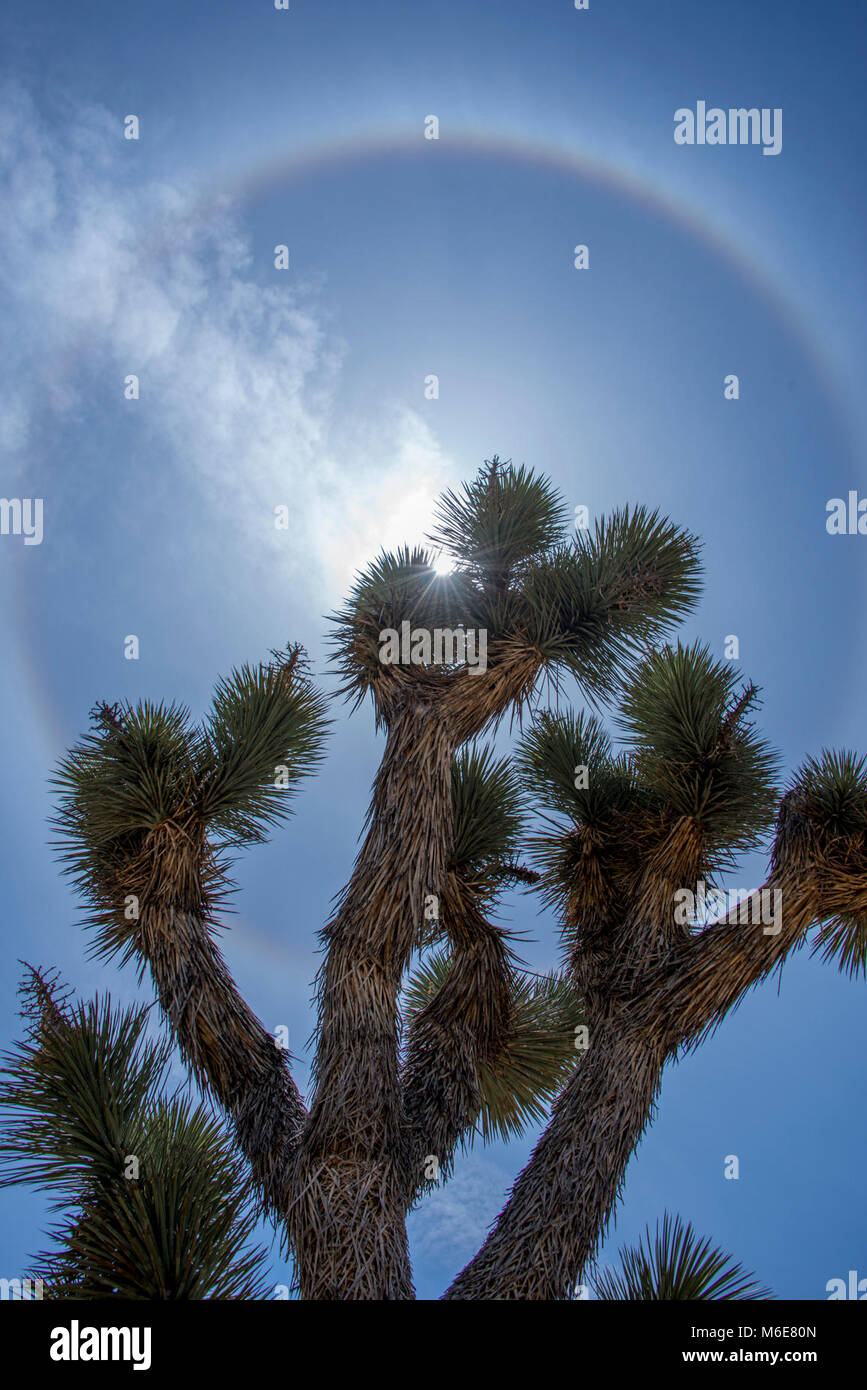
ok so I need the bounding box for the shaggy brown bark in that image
[287,698,457,1299]
[444,1009,664,1299]
[128,826,307,1215]
[640,877,818,1052]
[287,652,541,1297]
[443,796,858,1300]
[401,877,514,1200]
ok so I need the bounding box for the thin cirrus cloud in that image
[0,78,453,600]
[407,1154,514,1273]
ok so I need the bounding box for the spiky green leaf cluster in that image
[517,711,643,929]
[0,972,272,1299]
[793,749,867,843]
[788,750,867,978]
[518,709,638,826]
[328,546,459,711]
[403,954,583,1144]
[519,507,702,700]
[50,647,329,952]
[591,1212,773,1300]
[197,649,330,844]
[448,745,528,890]
[428,457,570,583]
[475,969,584,1143]
[53,701,197,864]
[517,646,780,941]
[618,642,779,859]
[329,460,702,713]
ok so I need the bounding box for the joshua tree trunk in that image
[288,698,457,1299]
[287,651,546,1297]
[144,905,307,1213]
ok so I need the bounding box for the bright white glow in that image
[377,483,437,557]
[433,551,455,576]
[312,414,455,593]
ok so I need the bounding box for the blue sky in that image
[1,0,865,1299]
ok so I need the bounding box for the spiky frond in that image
[41,1097,273,1300]
[517,506,701,703]
[811,914,867,979]
[585,504,704,638]
[618,642,779,863]
[53,699,196,854]
[518,709,635,823]
[591,1212,773,1300]
[329,467,701,725]
[476,970,584,1143]
[428,458,570,581]
[53,648,328,864]
[49,648,328,964]
[196,645,330,845]
[448,745,528,888]
[516,712,646,935]
[326,545,470,712]
[793,749,867,844]
[786,750,867,978]
[0,970,272,1299]
[0,972,169,1197]
[402,949,456,1020]
[403,955,583,1145]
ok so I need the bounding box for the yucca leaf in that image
[518,709,637,823]
[475,971,584,1143]
[327,545,467,711]
[428,458,570,581]
[196,645,330,845]
[0,970,273,1300]
[591,1211,773,1300]
[519,506,702,701]
[785,750,867,978]
[404,956,583,1145]
[618,642,779,862]
[448,745,527,886]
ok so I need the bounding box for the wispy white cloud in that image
[0,80,453,597]
[315,406,451,598]
[408,1154,514,1269]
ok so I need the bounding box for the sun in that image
[432,552,455,577]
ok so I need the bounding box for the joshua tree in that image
[0,968,271,1299]
[13,457,865,1300]
[0,971,770,1301]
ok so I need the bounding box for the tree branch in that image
[136,900,307,1218]
[443,1012,663,1299]
[401,878,514,1201]
[443,785,867,1298]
